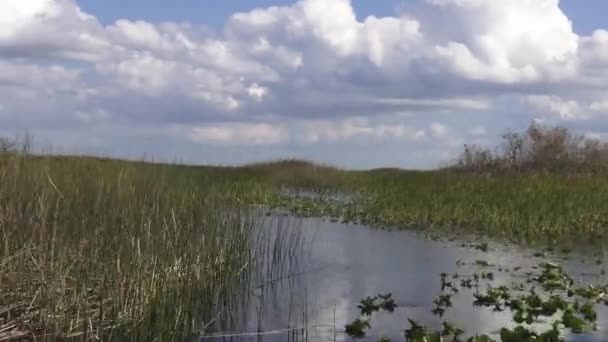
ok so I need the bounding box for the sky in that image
[1,0,607,169]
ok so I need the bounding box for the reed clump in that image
[0,149,286,341]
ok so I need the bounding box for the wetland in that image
[3,124,608,341]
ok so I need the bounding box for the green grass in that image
[0,153,300,341]
[259,165,608,248]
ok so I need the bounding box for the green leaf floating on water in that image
[467,335,496,342]
[500,326,538,342]
[349,260,601,341]
[579,301,597,322]
[358,295,381,316]
[441,321,464,337]
[345,318,371,338]
[357,293,397,316]
[499,321,563,341]
[562,308,593,333]
[404,319,441,342]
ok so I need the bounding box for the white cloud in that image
[0,0,607,167]
[295,117,413,144]
[590,100,608,112]
[526,95,608,121]
[430,122,448,138]
[0,0,110,61]
[422,0,578,80]
[470,126,487,137]
[247,83,267,101]
[413,130,427,141]
[75,108,110,123]
[0,59,80,88]
[108,20,165,50]
[574,30,608,89]
[0,0,61,40]
[184,116,428,146]
[187,123,287,145]
[527,95,584,120]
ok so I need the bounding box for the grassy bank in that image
[361,171,607,245]
[0,152,299,341]
[255,125,608,247]
[268,169,608,246]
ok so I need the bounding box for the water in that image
[202,216,608,341]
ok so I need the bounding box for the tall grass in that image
[244,159,344,190]
[249,130,608,247]
[351,171,608,245]
[0,150,302,341]
[265,165,608,247]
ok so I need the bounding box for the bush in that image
[0,137,15,152]
[450,123,608,174]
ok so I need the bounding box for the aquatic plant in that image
[346,257,604,341]
[345,293,398,338]
[355,293,397,316]
[344,318,371,338]
[432,294,453,317]
[404,319,441,341]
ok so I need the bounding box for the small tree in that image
[451,123,608,174]
[500,131,524,170]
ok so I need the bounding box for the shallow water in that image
[201,216,608,341]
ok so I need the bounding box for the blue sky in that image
[1,0,608,169]
[76,1,408,26]
[77,0,606,34]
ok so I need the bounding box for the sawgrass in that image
[260,165,608,247]
[0,152,301,341]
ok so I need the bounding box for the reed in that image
[0,151,301,341]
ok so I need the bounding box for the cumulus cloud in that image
[421,0,578,81]
[0,0,111,61]
[0,0,607,167]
